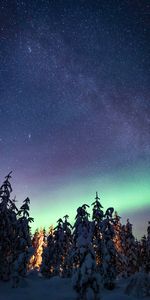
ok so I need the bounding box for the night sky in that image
[0,0,149,237]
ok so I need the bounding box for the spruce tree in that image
[139,235,147,271]
[113,211,127,277]
[0,172,18,281]
[12,197,34,286]
[101,206,117,290]
[124,219,138,276]
[61,215,73,277]
[53,218,65,275]
[72,203,101,300]
[41,228,55,277]
[91,192,104,268]
[147,221,150,273]
[29,228,46,271]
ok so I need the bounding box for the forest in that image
[0,172,149,299]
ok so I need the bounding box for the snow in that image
[0,273,149,300]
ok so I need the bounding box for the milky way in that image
[0,0,149,236]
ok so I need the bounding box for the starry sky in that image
[0,0,149,237]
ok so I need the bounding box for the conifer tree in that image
[139,222,150,273]
[147,221,150,273]
[12,197,34,286]
[72,245,101,300]
[101,206,117,290]
[72,202,101,300]
[52,218,65,275]
[0,172,16,281]
[125,269,150,298]
[71,204,91,269]
[91,192,104,268]
[29,228,46,271]
[0,172,34,285]
[139,235,147,271]
[124,219,138,276]
[61,215,73,277]
[113,211,127,276]
[41,227,55,277]
[125,220,150,298]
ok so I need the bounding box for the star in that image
[27,46,32,53]
[0,0,149,236]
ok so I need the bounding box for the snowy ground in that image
[0,273,149,300]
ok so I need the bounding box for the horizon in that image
[0,171,149,240]
[0,0,149,240]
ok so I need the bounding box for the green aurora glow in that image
[26,163,150,237]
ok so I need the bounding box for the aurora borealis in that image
[0,1,149,237]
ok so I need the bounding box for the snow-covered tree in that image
[147,221,150,273]
[124,219,138,276]
[101,207,117,289]
[28,228,46,271]
[61,215,73,277]
[139,222,150,273]
[92,192,104,223]
[91,192,104,267]
[52,218,66,275]
[40,228,55,277]
[0,172,18,281]
[113,211,127,276]
[71,204,91,269]
[12,197,34,286]
[139,235,147,271]
[113,212,123,253]
[72,246,101,300]
[72,203,101,300]
[125,269,150,298]
[0,173,34,286]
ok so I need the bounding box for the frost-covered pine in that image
[72,247,101,300]
[40,227,55,277]
[41,217,69,277]
[61,215,73,277]
[92,192,104,223]
[73,204,91,242]
[139,235,147,272]
[28,228,46,271]
[91,192,104,268]
[101,207,117,290]
[0,172,18,281]
[125,269,150,298]
[72,203,101,300]
[139,222,150,273]
[0,173,34,286]
[113,211,127,277]
[147,221,150,273]
[12,197,34,287]
[71,204,91,269]
[113,212,123,253]
[52,218,66,275]
[124,219,138,276]
[42,215,73,278]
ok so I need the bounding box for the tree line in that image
[0,173,149,299]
